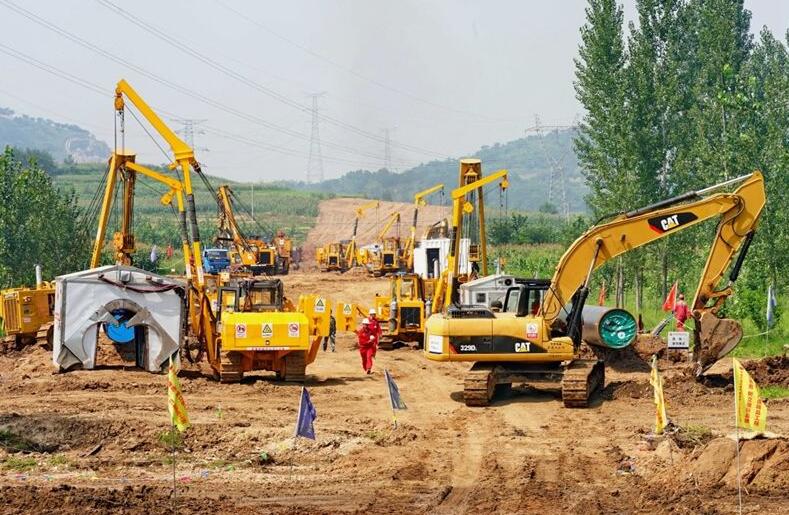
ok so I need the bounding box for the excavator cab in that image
[218,279,285,315]
[502,280,550,316]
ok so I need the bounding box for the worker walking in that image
[356,319,376,374]
[673,293,690,330]
[367,308,382,348]
[322,315,337,352]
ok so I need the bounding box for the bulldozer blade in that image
[693,313,743,376]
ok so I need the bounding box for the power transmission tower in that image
[382,127,397,172]
[172,118,209,152]
[530,115,570,220]
[307,92,326,183]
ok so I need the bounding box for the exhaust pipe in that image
[35,264,43,289]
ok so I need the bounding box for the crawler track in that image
[561,359,604,408]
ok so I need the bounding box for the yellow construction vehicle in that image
[317,242,347,272]
[95,79,333,382]
[373,164,506,349]
[215,185,278,275]
[425,172,766,407]
[345,200,380,269]
[271,230,293,274]
[401,183,445,272]
[367,211,402,276]
[317,199,380,272]
[0,266,55,350]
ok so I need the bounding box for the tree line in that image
[573,0,787,330]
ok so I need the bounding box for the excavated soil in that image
[1,271,788,514]
[301,197,450,268]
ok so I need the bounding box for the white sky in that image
[0,0,786,182]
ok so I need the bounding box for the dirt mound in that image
[703,356,789,387]
[302,197,450,266]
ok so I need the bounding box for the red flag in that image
[662,281,677,312]
[597,281,607,306]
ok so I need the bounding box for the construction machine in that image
[367,211,402,276]
[215,185,278,275]
[317,242,347,272]
[401,183,445,272]
[425,172,767,407]
[317,199,380,272]
[0,266,55,350]
[90,79,334,382]
[373,163,506,349]
[271,230,293,275]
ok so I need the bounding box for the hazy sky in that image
[0,0,786,182]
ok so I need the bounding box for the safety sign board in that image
[667,331,690,349]
[526,323,538,339]
[342,303,352,315]
[261,323,274,338]
[314,297,326,313]
[288,323,300,338]
[235,323,247,338]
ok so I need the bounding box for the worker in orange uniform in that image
[673,293,690,330]
[356,319,376,374]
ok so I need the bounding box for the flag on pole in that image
[662,281,678,312]
[167,358,190,432]
[294,387,317,440]
[766,283,777,329]
[384,369,407,410]
[649,355,669,434]
[597,281,607,306]
[733,358,767,432]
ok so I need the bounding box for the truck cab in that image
[202,248,230,275]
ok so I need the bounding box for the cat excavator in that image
[425,171,766,407]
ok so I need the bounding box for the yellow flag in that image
[167,358,190,432]
[649,355,668,434]
[733,358,767,432]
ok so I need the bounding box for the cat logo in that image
[314,297,326,313]
[515,341,531,353]
[261,323,274,338]
[648,212,698,234]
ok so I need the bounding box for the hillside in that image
[286,128,587,213]
[0,107,109,162]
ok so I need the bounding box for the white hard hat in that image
[369,308,376,315]
[362,318,370,325]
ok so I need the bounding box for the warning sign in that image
[667,331,690,349]
[288,323,300,338]
[342,303,352,315]
[235,323,247,338]
[526,323,538,339]
[314,297,326,313]
[261,323,274,338]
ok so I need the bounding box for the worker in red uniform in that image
[673,293,690,330]
[356,319,376,374]
[367,308,382,351]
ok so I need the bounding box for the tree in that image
[0,147,90,287]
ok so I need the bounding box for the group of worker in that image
[320,308,382,375]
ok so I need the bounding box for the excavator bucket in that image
[693,312,743,376]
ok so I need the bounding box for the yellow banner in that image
[733,358,767,432]
[168,358,190,432]
[649,355,668,434]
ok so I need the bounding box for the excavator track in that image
[561,359,604,408]
[282,351,306,382]
[35,323,54,351]
[219,351,244,383]
[463,363,497,407]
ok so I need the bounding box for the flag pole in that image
[733,359,742,515]
[171,417,177,515]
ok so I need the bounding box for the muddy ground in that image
[1,271,787,514]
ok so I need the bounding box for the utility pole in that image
[307,92,326,184]
[382,127,397,172]
[530,115,571,220]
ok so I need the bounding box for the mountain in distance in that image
[284,128,588,213]
[0,106,109,163]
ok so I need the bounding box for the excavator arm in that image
[216,185,258,266]
[403,183,444,270]
[542,172,765,374]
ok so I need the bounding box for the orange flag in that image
[662,281,678,312]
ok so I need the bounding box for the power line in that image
[95,0,449,159]
[0,0,418,166]
[306,93,325,184]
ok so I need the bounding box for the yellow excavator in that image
[425,172,766,407]
[215,185,277,275]
[367,211,402,276]
[91,80,334,382]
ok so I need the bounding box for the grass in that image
[1,456,37,472]
[0,429,38,452]
[48,454,70,467]
[761,386,789,400]
[157,428,184,450]
[672,424,714,449]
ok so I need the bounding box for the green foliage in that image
[157,428,184,450]
[0,147,90,287]
[0,428,37,452]
[761,386,789,400]
[492,244,565,279]
[1,456,37,472]
[489,213,588,246]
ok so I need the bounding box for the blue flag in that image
[294,387,317,440]
[385,369,407,410]
[767,283,777,329]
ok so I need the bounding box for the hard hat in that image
[362,318,370,325]
[369,308,376,315]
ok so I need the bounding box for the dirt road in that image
[1,271,787,514]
